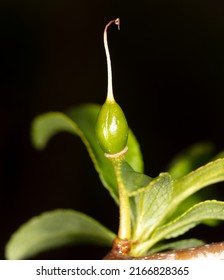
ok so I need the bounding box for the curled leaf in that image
[5,209,116,260]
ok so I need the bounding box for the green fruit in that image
[96,99,128,155]
[96,18,128,155]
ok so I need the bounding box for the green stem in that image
[109,154,131,240]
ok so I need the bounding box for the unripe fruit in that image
[96,99,128,155]
[96,18,129,155]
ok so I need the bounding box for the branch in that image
[103,241,224,260]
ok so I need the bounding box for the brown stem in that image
[111,237,132,255]
[103,241,224,260]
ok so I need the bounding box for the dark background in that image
[1,0,224,259]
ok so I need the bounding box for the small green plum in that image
[96,99,128,155]
[96,18,129,155]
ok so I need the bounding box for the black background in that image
[1,0,224,259]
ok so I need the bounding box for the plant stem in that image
[103,18,131,242]
[108,153,131,241]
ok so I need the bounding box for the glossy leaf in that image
[31,103,144,203]
[5,209,116,260]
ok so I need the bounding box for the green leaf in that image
[167,190,221,227]
[167,141,214,179]
[167,158,224,217]
[149,238,205,254]
[125,129,144,174]
[31,103,143,203]
[149,201,224,248]
[130,173,173,242]
[5,209,116,260]
[31,112,77,149]
[120,161,151,194]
